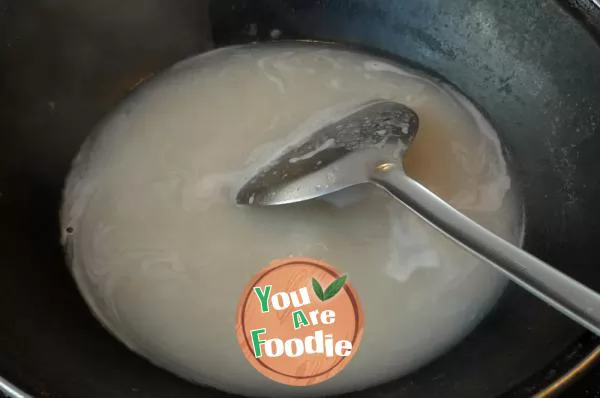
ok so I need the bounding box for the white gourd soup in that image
[61,43,523,397]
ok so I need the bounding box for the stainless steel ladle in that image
[236,99,600,336]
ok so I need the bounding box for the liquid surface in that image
[61,43,523,397]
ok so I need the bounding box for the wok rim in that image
[0,340,598,397]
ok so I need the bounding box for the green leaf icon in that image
[323,275,348,300]
[313,275,348,302]
[312,278,325,301]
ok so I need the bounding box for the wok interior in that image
[1,0,600,397]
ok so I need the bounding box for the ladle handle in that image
[371,163,600,336]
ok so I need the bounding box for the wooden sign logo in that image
[236,257,364,386]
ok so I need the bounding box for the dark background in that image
[574,370,600,397]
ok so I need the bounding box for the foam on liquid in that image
[61,43,523,397]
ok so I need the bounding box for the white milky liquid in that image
[61,43,523,397]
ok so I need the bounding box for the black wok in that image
[1,0,600,397]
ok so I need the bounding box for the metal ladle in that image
[236,99,600,336]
